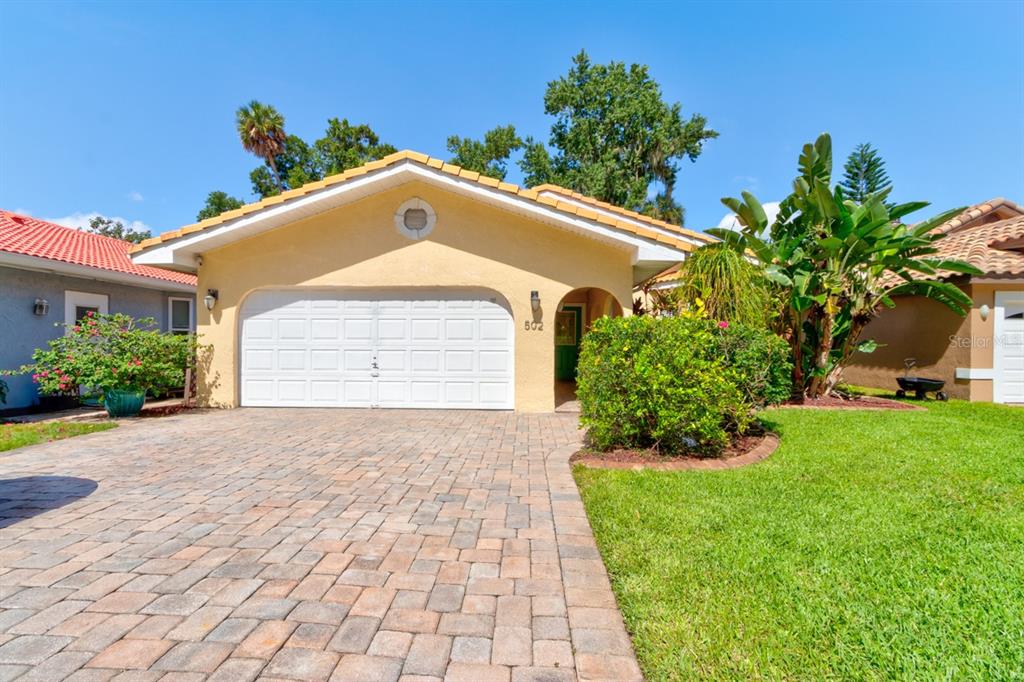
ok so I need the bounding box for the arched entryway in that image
[554,287,624,410]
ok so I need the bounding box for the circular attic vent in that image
[394,198,436,240]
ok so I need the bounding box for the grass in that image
[574,400,1024,680]
[0,421,116,452]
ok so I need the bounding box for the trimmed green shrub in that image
[576,316,791,456]
[715,322,793,406]
[577,316,752,455]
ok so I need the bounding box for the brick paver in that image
[0,409,641,680]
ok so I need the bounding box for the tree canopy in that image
[247,117,396,199]
[518,51,717,225]
[236,101,287,190]
[839,143,892,204]
[446,125,523,181]
[196,190,245,221]
[86,216,150,244]
[710,133,978,398]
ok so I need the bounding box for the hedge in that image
[576,316,791,456]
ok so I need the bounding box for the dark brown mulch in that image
[780,394,920,410]
[570,432,779,471]
[134,404,197,418]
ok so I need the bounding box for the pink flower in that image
[718,321,730,329]
[86,311,94,317]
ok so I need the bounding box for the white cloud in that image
[127,191,144,202]
[717,201,781,234]
[47,211,150,233]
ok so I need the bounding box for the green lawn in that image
[0,421,116,452]
[574,401,1024,680]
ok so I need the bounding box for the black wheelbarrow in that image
[896,358,948,401]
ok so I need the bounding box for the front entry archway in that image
[553,287,624,410]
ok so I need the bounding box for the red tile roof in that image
[0,210,196,287]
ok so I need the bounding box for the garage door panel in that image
[411,350,441,372]
[342,350,373,371]
[344,318,373,341]
[241,289,514,409]
[244,349,274,371]
[445,319,475,341]
[278,319,307,340]
[378,349,407,371]
[311,349,340,371]
[377,318,407,341]
[445,382,474,403]
[479,350,510,372]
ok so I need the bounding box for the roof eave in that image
[0,250,196,292]
[132,161,688,273]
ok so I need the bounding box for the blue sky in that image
[1,0,1021,236]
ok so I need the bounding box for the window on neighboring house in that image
[75,306,99,322]
[64,291,108,328]
[169,297,194,334]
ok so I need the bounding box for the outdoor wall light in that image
[530,290,541,312]
[33,298,49,316]
[204,289,219,311]
[979,304,990,321]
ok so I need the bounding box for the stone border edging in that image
[545,440,646,681]
[570,432,780,471]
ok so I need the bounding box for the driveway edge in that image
[545,443,644,682]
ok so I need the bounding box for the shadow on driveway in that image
[0,475,98,529]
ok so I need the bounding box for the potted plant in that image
[8,312,196,418]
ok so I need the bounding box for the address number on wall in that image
[524,321,544,331]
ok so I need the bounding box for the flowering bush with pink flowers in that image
[6,313,196,397]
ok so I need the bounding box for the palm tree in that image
[236,101,287,190]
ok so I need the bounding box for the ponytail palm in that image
[709,133,980,398]
[236,101,287,190]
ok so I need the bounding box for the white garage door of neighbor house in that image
[240,289,515,409]
[994,291,1024,404]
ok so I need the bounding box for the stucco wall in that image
[195,181,634,411]
[0,266,193,410]
[844,281,1024,400]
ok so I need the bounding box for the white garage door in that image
[240,289,514,409]
[994,291,1024,404]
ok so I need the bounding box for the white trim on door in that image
[993,290,1024,404]
[64,290,109,326]
[168,296,195,333]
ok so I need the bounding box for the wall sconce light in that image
[204,289,219,311]
[33,298,49,316]
[979,304,990,321]
[530,290,540,312]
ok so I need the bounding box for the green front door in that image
[554,305,584,381]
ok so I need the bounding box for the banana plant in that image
[709,133,981,398]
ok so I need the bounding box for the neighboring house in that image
[845,198,1024,403]
[1,210,197,411]
[130,151,705,411]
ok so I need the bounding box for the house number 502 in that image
[524,321,544,331]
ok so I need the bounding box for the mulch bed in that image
[779,394,921,410]
[132,404,199,419]
[570,431,780,471]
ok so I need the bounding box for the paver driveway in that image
[0,409,641,681]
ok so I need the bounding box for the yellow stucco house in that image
[131,151,707,411]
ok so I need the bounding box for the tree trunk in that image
[267,155,284,190]
[806,310,835,398]
[823,318,870,394]
[790,305,804,395]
